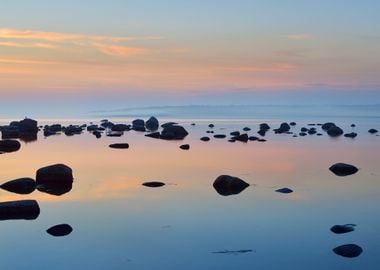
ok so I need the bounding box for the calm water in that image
[0,116,379,269]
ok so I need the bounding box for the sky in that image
[1,0,380,116]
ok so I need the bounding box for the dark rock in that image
[258,139,267,142]
[368,128,378,134]
[228,139,236,143]
[213,175,249,196]
[307,123,316,126]
[259,123,270,131]
[111,124,130,132]
[145,132,160,139]
[64,125,83,136]
[232,133,249,142]
[333,244,363,258]
[47,224,73,237]
[329,163,358,176]
[0,200,40,220]
[36,164,73,186]
[160,125,189,140]
[322,122,336,131]
[289,122,296,126]
[191,123,196,126]
[308,128,317,135]
[86,124,99,131]
[257,130,266,137]
[93,131,101,138]
[1,126,20,139]
[230,131,240,136]
[299,132,307,136]
[327,126,344,137]
[146,116,159,131]
[249,136,259,141]
[37,182,72,196]
[48,124,62,132]
[109,143,129,149]
[19,118,38,133]
[0,139,21,153]
[44,129,57,137]
[161,122,178,128]
[274,122,291,134]
[275,187,293,194]
[344,132,357,138]
[132,119,145,131]
[208,124,215,128]
[179,144,190,150]
[242,127,251,131]
[100,121,114,129]
[351,124,356,127]
[0,177,36,194]
[200,136,210,142]
[206,130,214,134]
[317,133,323,136]
[330,224,356,234]
[213,134,226,139]
[142,182,165,187]
[300,127,308,132]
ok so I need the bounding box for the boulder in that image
[142,181,165,187]
[213,175,249,196]
[0,200,40,220]
[0,139,21,153]
[160,125,189,140]
[322,122,336,131]
[180,144,190,150]
[301,127,308,132]
[274,122,291,134]
[37,182,72,196]
[0,177,36,194]
[344,132,357,138]
[36,164,73,186]
[329,163,358,176]
[289,122,296,126]
[19,118,38,133]
[200,136,210,142]
[368,128,378,134]
[232,133,249,142]
[109,143,129,149]
[111,124,130,132]
[257,130,267,137]
[327,126,343,137]
[330,224,356,234]
[333,244,363,258]
[208,124,215,128]
[47,224,73,237]
[146,116,159,131]
[132,119,145,131]
[259,123,270,131]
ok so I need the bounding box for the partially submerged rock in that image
[160,125,189,140]
[327,126,344,137]
[333,244,363,258]
[142,181,165,187]
[47,224,73,237]
[36,164,73,186]
[0,139,21,153]
[132,119,145,132]
[145,132,160,139]
[109,143,129,149]
[213,134,226,139]
[275,187,293,194]
[179,144,190,150]
[232,133,249,142]
[368,128,378,134]
[329,163,358,176]
[213,175,249,196]
[0,200,40,220]
[330,224,356,234]
[200,136,210,142]
[146,116,159,131]
[344,132,357,138]
[0,177,36,194]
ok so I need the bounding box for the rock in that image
[351,124,356,127]
[142,181,165,187]
[109,143,129,149]
[47,124,62,132]
[259,123,270,131]
[200,136,210,142]
[146,116,159,131]
[19,118,38,133]
[213,134,226,139]
[317,133,323,136]
[161,122,178,128]
[308,128,317,135]
[299,132,307,136]
[179,144,190,150]
[228,139,236,143]
[47,224,73,237]
[64,125,83,136]
[232,133,249,142]
[36,164,73,186]
[333,244,363,258]
[145,132,160,139]
[44,129,57,137]
[368,128,378,134]
[230,131,240,136]
[206,130,214,134]
[160,125,189,140]
[274,122,291,134]
[106,131,123,137]
[275,187,293,194]
[213,175,249,196]
[0,200,40,220]
[37,182,72,196]
[243,127,251,131]
[258,139,267,142]
[191,123,196,126]
[100,121,114,129]
[208,124,215,128]
[86,124,99,131]
[327,126,344,137]
[322,122,336,131]
[132,119,145,131]
[249,136,259,141]
[300,127,308,132]
[111,124,130,132]
[257,130,266,137]
[289,122,296,126]
[330,224,356,234]
[0,139,21,153]
[344,132,357,138]
[329,163,358,176]
[1,126,20,139]
[0,177,36,194]
[93,131,102,138]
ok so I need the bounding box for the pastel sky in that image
[1,0,380,115]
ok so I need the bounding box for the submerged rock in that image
[36,164,73,186]
[329,163,358,176]
[0,139,21,153]
[330,224,356,234]
[109,143,129,149]
[179,144,190,150]
[213,175,249,196]
[47,224,73,237]
[0,177,36,194]
[0,200,40,220]
[275,187,293,194]
[142,181,165,187]
[333,244,363,258]
[160,125,189,140]
[344,132,357,138]
[146,116,159,131]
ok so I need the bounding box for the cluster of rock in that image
[0,118,38,142]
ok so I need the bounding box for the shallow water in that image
[0,118,379,269]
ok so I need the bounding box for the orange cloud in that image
[94,44,148,57]
[0,41,57,49]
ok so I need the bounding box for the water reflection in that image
[0,200,40,220]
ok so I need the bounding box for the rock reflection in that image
[213,175,249,196]
[37,182,73,196]
[0,200,40,220]
[0,177,36,194]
